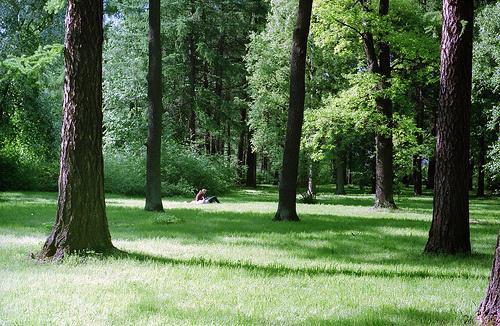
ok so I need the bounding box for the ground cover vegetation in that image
[1,0,499,323]
[1,188,500,325]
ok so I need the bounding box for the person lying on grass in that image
[195,189,220,204]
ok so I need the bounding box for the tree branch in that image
[332,17,364,37]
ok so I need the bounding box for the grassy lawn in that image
[0,187,499,325]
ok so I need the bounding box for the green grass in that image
[0,187,499,325]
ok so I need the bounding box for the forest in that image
[0,0,499,324]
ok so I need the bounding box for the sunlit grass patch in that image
[0,187,498,325]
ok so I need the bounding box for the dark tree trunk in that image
[246,133,257,188]
[237,108,247,182]
[478,232,500,324]
[477,131,486,197]
[145,0,164,212]
[413,155,423,195]
[362,0,396,208]
[424,0,473,254]
[413,87,424,196]
[274,0,313,221]
[187,0,196,144]
[427,157,436,189]
[38,0,113,260]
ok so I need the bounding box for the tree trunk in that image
[145,0,164,212]
[427,157,436,189]
[187,0,196,144]
[478,232,500,324]
[246,133,257,188]
[477,131,486,197]
[237,107,247,182]
[424,0,473,254]
[307,160,316,196]
[274,0,313,221]
[362,0,396,208]
[413,87,424,196]
[413,155,423,195]
[38,0,113,260]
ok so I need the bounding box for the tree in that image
[145,0,164,212]
[274,0,313,222]
[38,0,113,259]
[362,0,396,209]
[424,0,473,254]
[478,232,500,324]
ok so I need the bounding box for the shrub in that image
[104,141,236,197]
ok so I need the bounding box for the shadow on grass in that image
[110,249,487,280]
[304,306,470,326]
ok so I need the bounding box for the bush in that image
[104,142,236,197]
[104,150,145,195]
[0,149,58,191]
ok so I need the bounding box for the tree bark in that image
[478,232,500,324]
[274,0,313,221]
[413,87,424,196]
[38,0,113,260]
[424,0,473,254]
[145,0,164,212]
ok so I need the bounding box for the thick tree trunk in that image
[274,0,313,221]
[187,0,196,143]
[38,0,113,259]
[145,0,164,212]
[424,0,473,254]
[477,132,486,197]
[413,87,424,196]
[478,232,500,324]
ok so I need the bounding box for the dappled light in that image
[1,188,499,324]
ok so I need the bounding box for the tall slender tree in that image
[360,0,396,208]
[274,0,313,221]
[38,0,113,259]
[424,0,473,254]
[145,0,164,212]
